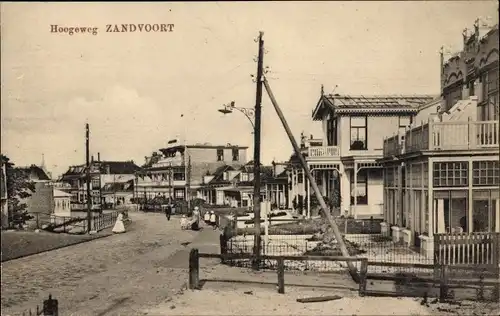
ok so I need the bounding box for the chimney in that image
[91,155,94,162]
[98,152,101,161]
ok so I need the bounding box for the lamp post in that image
[218,101,256,130]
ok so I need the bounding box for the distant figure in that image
[112,212,126,233]
[165,204,172,221]
[204,210,210,225]
[180,215,189,230]
[209,211,217,230]
[191,207,200,230]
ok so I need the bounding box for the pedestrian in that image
[204,210,210,225]
[180,215,189,230]
[209,211,217,230]
[165,204,172,221]
[112,212,126,234]
[191,206,200,230]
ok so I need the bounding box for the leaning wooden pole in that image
[262,76,359,282]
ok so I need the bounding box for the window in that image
[433,162,468,187]
[232,148,239,161]
[350,169,368,205]
[173,171,185,181]
[174,189,185,199]
[487,68,499,94]
[444,87,462,111]
[91,178,100,189]
[326,118,337,146]
[473,161,499,186]
[298,171,304,184]
[398,116,412,136]
[217,149,224,161]
[350,116,367,150]
[241,173,248,182]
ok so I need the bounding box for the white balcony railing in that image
[383,120,499,157]
[308,146,340,158]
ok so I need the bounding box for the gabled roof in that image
[17,165,51,181]
[102,179,135,193]
[53,188,72,198]
[312,94,436,120]
[205,165,236,185]
[62,161,141,177]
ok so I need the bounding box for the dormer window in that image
[217,149,224,161]
[232,148,239,161]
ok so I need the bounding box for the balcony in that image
[383,120,499,156]
[308,146,340,159]
[383,134,403,157]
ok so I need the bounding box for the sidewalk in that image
[163,225,221,269]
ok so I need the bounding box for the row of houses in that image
[56,141,290,211]
[282,20,499,258]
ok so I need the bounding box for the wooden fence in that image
[190,248,500,303]
[91,211,118,232]
[434,232,500,267]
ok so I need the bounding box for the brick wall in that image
[25,182,54,214]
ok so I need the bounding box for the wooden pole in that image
[189,248,200,290]
[86,124,92,233]
[263,76,359,281]
[252,31,265,270]
[277,258,285,294]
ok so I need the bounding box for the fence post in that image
[359,259,368,296]
[493,234,500,302]
[277,258,285,294]
[43,294,58,316]
[219,233,227,264]
[439,265,449,302]
[189,248,200,290]
[36,213,40,229]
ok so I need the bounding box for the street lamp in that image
[218,101,256,132]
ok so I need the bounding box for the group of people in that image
[176,206,218,231]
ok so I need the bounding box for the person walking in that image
[112,212,126,234]
[165,203,172,221]
[209,211,217,230]
[191,206,201,230]
[204,209,210,225]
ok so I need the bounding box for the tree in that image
[1,155,36,228]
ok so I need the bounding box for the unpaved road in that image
[1,212,211,316]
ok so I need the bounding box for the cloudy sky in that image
[1,1,497,177]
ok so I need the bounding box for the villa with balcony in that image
[378,21,499,259]
[307,93,435,219]
[136,139,248,202]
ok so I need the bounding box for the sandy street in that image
[145,285,432,315]
[1,212,212,316]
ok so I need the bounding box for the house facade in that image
[60,159,140,211]
[197,161,289,209]
[53,188,72,217]
[379,21,499,258]
[307,94,434,219]
[136,139,248,202]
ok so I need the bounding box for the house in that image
[378,21,499,259]
[53,188,72,217]
[101,179,135,208]
[286,134,321,216]
[197,161,289,209]
[60,156,141,211]
[1,156,8,228]
[307,92,434,219]
[136,139,248,202]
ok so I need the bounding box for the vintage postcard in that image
[1,2,499,315]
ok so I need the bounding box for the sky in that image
[1,1,498,178]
